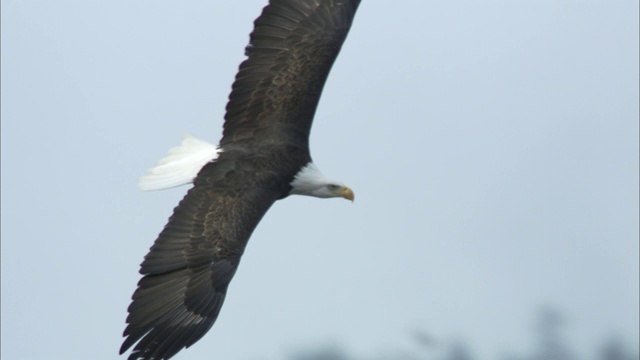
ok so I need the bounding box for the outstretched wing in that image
[221,0,361,148]
[121,0,361,359]
[120,164,280,359]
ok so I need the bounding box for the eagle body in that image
[121,1,361,359]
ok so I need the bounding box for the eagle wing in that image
[121,0,361,359]
[221,0,361,148]
[120,167,280,359]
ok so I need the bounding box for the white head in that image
[289,162,354,201]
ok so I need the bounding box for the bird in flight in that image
[120,0,362,359]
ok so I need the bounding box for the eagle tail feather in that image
[138,134,219,191]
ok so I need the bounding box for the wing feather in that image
[122,1,361,359]
[221,0,361,148]
[120,182,278,359]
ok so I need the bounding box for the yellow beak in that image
[341,186,355,202]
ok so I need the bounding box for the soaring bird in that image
[120,0,361,359]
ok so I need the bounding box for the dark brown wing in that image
[221,0,361,149]
[120,171,280,360]
[121,1,361,359]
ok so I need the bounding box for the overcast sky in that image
[2,1,638,359]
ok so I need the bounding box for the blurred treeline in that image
[286,308,638,360]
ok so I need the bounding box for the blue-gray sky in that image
[2,1,638,359]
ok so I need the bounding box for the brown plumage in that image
[120,1,361,359]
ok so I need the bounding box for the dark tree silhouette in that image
[441,340,475,360]
[289,345,349,360]
[283,306,637,360]
[528,307,577,360]
[598,336,639,360]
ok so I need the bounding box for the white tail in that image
[138,134,219,191]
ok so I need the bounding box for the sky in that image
[1,1,638,360]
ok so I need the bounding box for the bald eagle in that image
[120,1,361,359]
